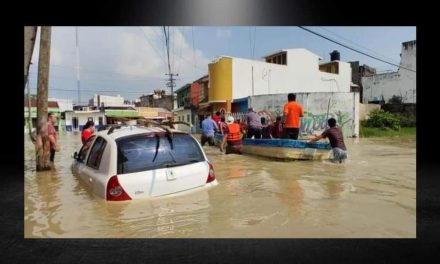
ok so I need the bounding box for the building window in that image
[282,53,286,65]
[88,117,93,122]
[187,114,190,123]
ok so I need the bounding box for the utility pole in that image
[75,27,81,105]
[24,26,38,89]
[35,26,52,171]
[163,26,178,111]
[165,73,178,110]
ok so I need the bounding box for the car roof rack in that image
[107,124,122,135]
[106,118,193,135]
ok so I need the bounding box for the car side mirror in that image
[72,152,78,159]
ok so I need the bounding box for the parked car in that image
[71,125,218,201]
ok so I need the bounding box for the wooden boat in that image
[241,138,332,160]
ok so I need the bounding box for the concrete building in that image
[64,110,106,131]
[230,92,360,138]
[361,40,416,104]
[104,105,139,124]
[137,107,172,121]
[89,94,125,107]
[24,99,60,132]
[173,83,198,133]
[136,90,173,111]
[49,98,73,112]
[207,48,352,113]
[348,62,376,102]
[191,75,210,129]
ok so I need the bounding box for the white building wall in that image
[49,98,73,112]
[249,92,359,138]
[90,94,125,107]
[65,111,106,131]
[362,41,416,103]
[174,109,192,133]
[231,49,352,100]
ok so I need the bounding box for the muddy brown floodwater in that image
[25,132,415,238]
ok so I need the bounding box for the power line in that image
[298,26,416,73]
[252,27,257,60]
[27,71,169,81]
[176,27,184,75]
[29,87,151,94]
[138,27,168,71]
[75,27,81,104]
[317,27,401,65]
[192,26,196,76]
[172,28,175,73]
[30,63,170,79]
[249,27,252,58]
[248,27,257,59]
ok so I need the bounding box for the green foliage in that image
[360,125,415,138]
[396,113,416,127]
[363,109,400,130]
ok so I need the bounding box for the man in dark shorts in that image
[282,93,304,140]
[309,118,347,163]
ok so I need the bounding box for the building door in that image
[72,117,78,130]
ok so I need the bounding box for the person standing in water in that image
[309,118,347,163]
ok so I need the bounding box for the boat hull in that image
[241,138,332,160]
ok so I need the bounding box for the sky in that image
[27,26,416,104]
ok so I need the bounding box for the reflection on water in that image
[25,133,416,238]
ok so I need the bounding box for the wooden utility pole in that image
[24,26,38,89]
[35,27,52,171]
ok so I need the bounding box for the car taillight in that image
[106,175,131,201]
[207,162,215,183]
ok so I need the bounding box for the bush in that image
[396,113,416,127]
[364,109,400,130]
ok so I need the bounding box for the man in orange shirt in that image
[282,93,304,140]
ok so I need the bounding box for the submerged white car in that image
[71,125,218,201]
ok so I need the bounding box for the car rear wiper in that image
[152,134,160,162]
[165,132,174,150]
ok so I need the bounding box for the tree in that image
[35,27,52,171]
[24,27,38,89]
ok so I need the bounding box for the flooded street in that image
[24,132,416,238]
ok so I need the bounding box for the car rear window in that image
[116,133,205,174]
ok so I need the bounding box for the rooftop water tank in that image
[330,50,340,61]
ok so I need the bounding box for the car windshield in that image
[116,133,205,174]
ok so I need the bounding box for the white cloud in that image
[30,27,65,67]
[27,27,212,99]
[114,27,167,77]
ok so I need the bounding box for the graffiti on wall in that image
[249,93,357,137]
[301,110,352,135]
[230,109,353,136]
[251,109,352,135]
